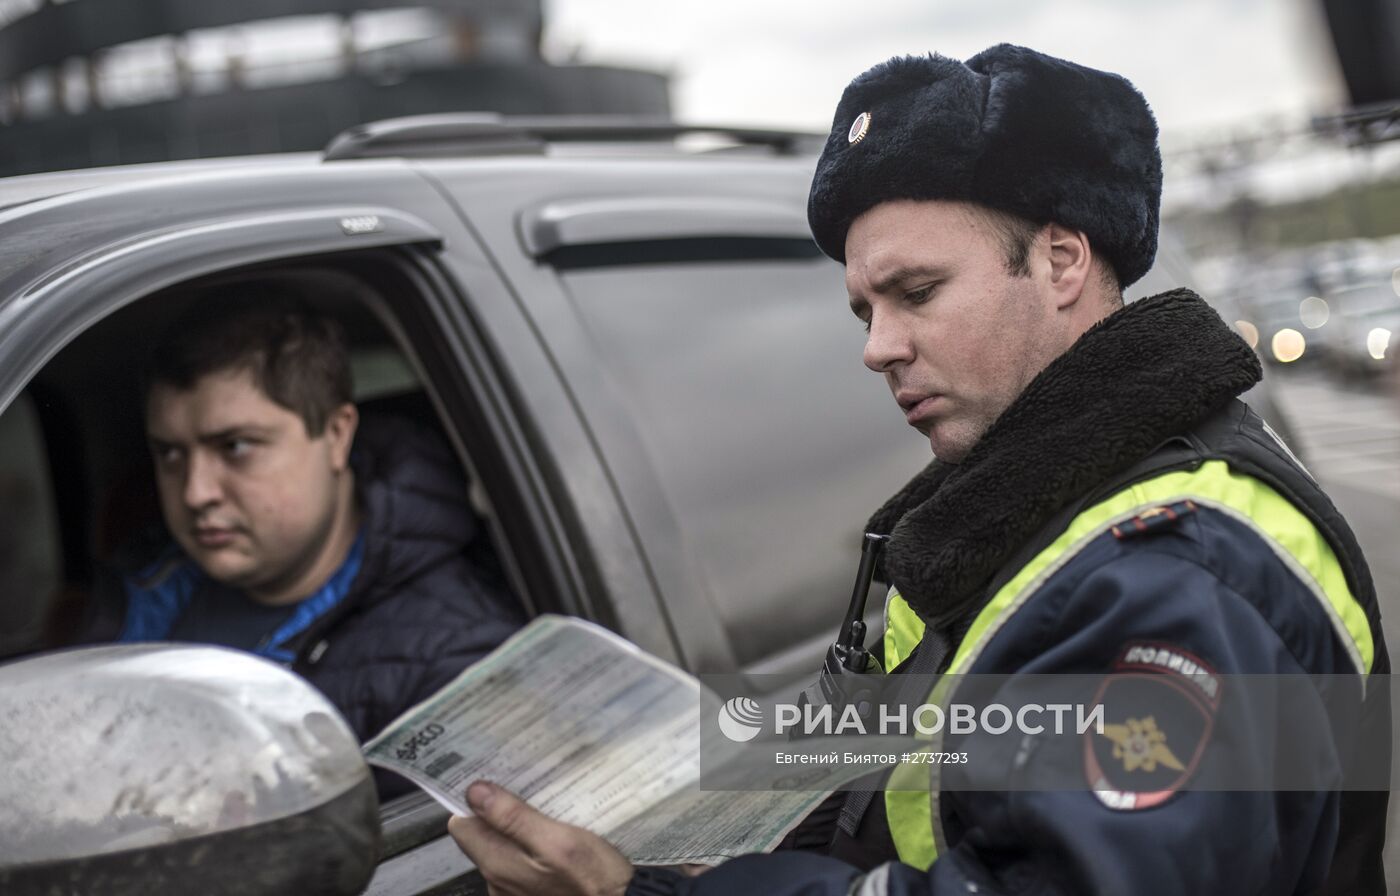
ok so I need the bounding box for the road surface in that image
[1268,368,1400,885]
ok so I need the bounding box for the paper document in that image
[362,615,881,865]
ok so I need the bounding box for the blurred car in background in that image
[1325,281,1399,381]
[1206,249,1321,368]
[1309,237,1386,295]
[1241,291,1321,367]
[1206,238,1398,375]
[1136,235,1301,447]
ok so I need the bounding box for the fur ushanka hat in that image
[807,44,1162,287]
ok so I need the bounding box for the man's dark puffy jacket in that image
[286,415,524,745]
[88,414,523,795]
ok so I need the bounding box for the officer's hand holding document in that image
[363,615,906,866]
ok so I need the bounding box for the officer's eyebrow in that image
[868,264,950,295]
[849,263,951,315]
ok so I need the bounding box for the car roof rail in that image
[322,113,824,161]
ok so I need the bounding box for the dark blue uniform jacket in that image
[629,290,1389,896]
[635,504,1362,895]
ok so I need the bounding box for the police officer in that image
[447,45,1391,896]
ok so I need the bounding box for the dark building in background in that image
[1314,0,1400,145]
[1321,0,1400,108]
[0,0,670,177]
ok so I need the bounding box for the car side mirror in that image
[0,644,380,894]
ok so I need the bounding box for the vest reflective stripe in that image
[882,594,934,867]
[880,459,1372,871]
[880,587,938,866]
[946,460,1371,678]
[884,584,924,671]
[879,590,935,873]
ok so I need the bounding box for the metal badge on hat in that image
[848,112,871,145]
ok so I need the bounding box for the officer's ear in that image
[322,403,359,473]
[1042,223,1092,311]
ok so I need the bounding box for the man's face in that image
[146,368,354,598]
[845,199,1059,463]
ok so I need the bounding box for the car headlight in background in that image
[1367,328,1391,361]
[1299,296,1329,330]
[1235,320,1259,350]
[1272,328,1306,363]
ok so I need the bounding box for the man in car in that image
[83,288,522,794]
[444,45,1390,895]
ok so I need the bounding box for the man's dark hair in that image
[971,204,1040,278]
[969,204,1124,304]
[145,285,353,435]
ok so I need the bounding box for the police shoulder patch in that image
[1110,499,1197,540]
[1084,642,1220,811]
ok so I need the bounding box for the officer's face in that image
[845,199,1065,463]
[146,367,357,603]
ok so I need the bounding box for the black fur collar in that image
[868,288,1262,629]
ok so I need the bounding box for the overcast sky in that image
[544,0,1345,153]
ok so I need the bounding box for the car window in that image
[0,392,62,658]
[352,346,420,400]
[556,246,929,671]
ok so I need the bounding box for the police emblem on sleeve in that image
[1085,642,1220,810]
